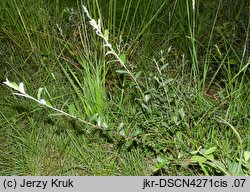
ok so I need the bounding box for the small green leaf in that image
[44,100,53,107]
[152,162,166,172]
[130,129,142,137]
[144,94,150,102]
[172,115,178,124]
[203,146,217,155]
[119,129,125,136]
[105,51,113,55]
[190,150,199,155]
[118,122,124,132]
[119,53,126,63]
[116,70,129,74]
[154,76,160,83]
[206,160,228,175]
[215,44,222,59]
[152,157,167,172]
[11,82,19,90]
[165,78,173,84]
[125,140,133,148]
[192,146,202,154]
[135,71,142,79]
[68,104,76,116]
[37,87,44,100]
[179,108,185,119]
[48,113,63,117]
[140,103,149,110]
[191,155,207,163]
[102,122,108,129]
[205,154,214,162]
[160,63,169,71]
[244,151,250,162]
[90,113,99,121]
[97,116,101,127]
[39,99,52,107]
[104,29,109,40]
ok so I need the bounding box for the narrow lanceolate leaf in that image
[102,122,108,129]
[165,78,173,84]
[144,94,151,102]
[45,100,53,107]
[37,87,44,100]
[206,161,229,175]
[39,99,47,105]
[12,82,20,91]
[48,113,64,117]
[19,82,26,94]
[119,129,125,136]
[190,150,199,155]
[119,53,126,63]
[125,140,133,148]
[90,113,99,121]
[179,108,185,119]
[104,43,111,48]
[39,99,52,107]
[105,51,114,56]
[97,116,101,127]
[244,151,250,162]
[118,122,124,132]
[97,18,101,31]
[203,146,217,155]
[68,104,76,116]
[89,19,98,30]
[3,79,19,91]
[191,155,207,163]
[160,63,169,71]
[116,70,129,74]
[205,154,214,162]
[135,71,142,79]
[104,29,109,40]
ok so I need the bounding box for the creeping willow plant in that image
[82,5,143,95]
[3,78,137,142]
[3,78,105,130]
[3,6,142,137]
